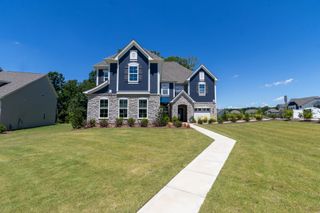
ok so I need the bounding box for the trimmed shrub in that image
[244,113,250,122]
[208,118,216,124]
[255,113,263,121]
[116,118,123,127]
[218,117,224,124]
[189,116,196,123]
[88,119,96,128]
[140,119,149,127]
[230,114,237,123]
[127,118,135,127]
[172,116,179,123]
[236,113,244,121]
[0,123,7,134]
[283,109,293,121]
[197,118,203,124]
[202,116,208,123]
[99,119,108,128]
[174,120,182,128]
[303,109,312,120]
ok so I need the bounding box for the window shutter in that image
[139,67,143,82]
[124,67,128,81]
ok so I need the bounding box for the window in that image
[119,99,128,118]
[161,83,169,96]
[195,108,210,112]
[130,50,138,61]
[103,69,109,82]
[100,98,109,118]
[199,72,205,81]
[128,63,139,83]
[138,99,148,118]
[198,82,206,96]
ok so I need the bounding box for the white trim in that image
[83,80,109,94]
[114,40,153,61]
[187,64,218,81]
[138,98,148,119]
[116,61,119,92]
[96,69,99,86]
[99,97,109,119]
[128,62,139,83]
[214,84,217,103]
[148,61,150,92]
[118,98,129,119]
[170,90,195,104]
[130,50,138,61]
[157,63,160,95]
[199,71,205,81]
[117,91,150,95]
[173,82,176,97]
[103,69,110,82]
[188,81,190,95]
[198,82,206,96]
[161,82,170,97]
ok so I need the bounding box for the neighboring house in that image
[0,71,57,130]
[288,96,320,109]
[229,110,241,114]
[84,40,218,124]
[245,109,257,115]
[265,108,280,116]
[276,104,287,111]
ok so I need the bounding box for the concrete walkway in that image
[138,124,236,213]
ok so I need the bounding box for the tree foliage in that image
[164,56,198,70]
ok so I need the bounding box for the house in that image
[265,108,280,116]
[84,40,217,124]
[0,71,57,130]
[288,96,320,110]
[229,110,241,114]
[244,109,257,115]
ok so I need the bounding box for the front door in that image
[178,105,187,122]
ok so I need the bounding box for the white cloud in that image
[232,74,239,78]
[13,41,21,45]
[264,78,293,87]
[273,96,284,102]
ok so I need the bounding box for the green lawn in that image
[200,121,320,213]
[0,124,211,212]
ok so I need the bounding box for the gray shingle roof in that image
[289,96,320,107]
[0,71,46,99]
[161,62,192,83]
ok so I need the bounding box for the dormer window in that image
[130,50,138,61]
[128,62,139,83]
[199,71,205,81]
[103,68,110,82]
[198,82,206,96]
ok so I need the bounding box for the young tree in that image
[283,109,293,120]
[303,109,313,120]
[164,56,198,70]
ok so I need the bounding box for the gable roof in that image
[288,96,320,107]
[113,40,154,61]
[170,90,195,104]
[83,80,109,95]
[187,65,218,81]
[0,71,47,99]
[161,62,192,83]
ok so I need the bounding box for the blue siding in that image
[109,63,117,93]
[160,82,174,104]
[93,85,110,94]
[150,63,158,94]
[175,84,185,95]
[189,68,215,102]
[118,46,149,91]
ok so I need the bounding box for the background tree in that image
[48,71,65,92]
[164,56,198,70]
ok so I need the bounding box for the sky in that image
[1,0,320,108]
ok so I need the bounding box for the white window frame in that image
[118,98,129,118]
[138,98,148,119]
[198,82,206,96]
[103,68,110,82]
[128,62,139,83]
[199,71,205,81]
[130,50,138,61]
[99,98,109,119]
[161,83,170,96]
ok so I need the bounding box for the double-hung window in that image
[198,82,206,96]
[138,99,148,118]
[103,69,109,82]
[119,99,128,118]
[161,83,169,96]
[128,63,139,83]
[99,98,108,118]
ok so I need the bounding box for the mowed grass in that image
[0,124,212,212]
[200,121,320,213]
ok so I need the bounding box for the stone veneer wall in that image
[87,94,160,124]
[171,95,194,122]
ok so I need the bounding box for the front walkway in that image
[138,124,236,213]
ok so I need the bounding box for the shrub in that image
[208,118,216,124]
[244,113,250,122]
[202,116,208,123]
[140,119,149,127]
[230,114,237,123]
[218,117,224,124]
[154,109,169,127]
[99,119,108,128]
[189,116,196,123]
[87,119,96,128]
[127,118,135,127]
[283,109,293,121]
[174,120,182,128]
[255,113,263,121]
[197,118,203,124]
[116,118,123,127]
[172,116,179,123]
[222,112,230,121]
[0,123,7,133]
[236,113,244,120]
[303,109,313,120]
[69,107,85,129]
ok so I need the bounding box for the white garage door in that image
[194,108,211,120]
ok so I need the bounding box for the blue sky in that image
[1,0,320,108]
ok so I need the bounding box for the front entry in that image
[178,105,187,122]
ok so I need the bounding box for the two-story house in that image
[84,40,217,124]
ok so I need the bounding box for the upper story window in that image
[128,62,139,83]
[103,68,110,82]
[161,83,170,96]
[199,71,205,81]
[198,82,206,96]
[130,50,138,61]
[99,98,109,118]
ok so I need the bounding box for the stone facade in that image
[87,93,160,124]
[171,95,195,122]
